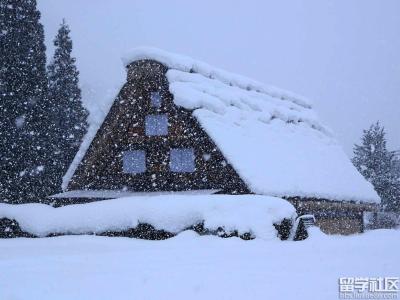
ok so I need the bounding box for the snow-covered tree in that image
[0,0,49,202]
[394,151,400,178]
[47,20,89,188]
[352,122,400,211]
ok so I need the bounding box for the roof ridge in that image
[122,46,312,109]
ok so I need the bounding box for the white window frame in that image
[169,148,196,173]
[150,91,162,108]
[145,114,168,136]
[122,150,146,174]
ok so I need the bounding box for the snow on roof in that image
[52,189,220,199]
[64,47,380,203]
[0,195,296,240]
[122,47,312,109]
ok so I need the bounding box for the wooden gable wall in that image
[68,60,249,194]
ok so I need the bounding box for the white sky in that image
[38,0,400,155]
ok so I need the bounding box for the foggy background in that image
[38,0,400,155]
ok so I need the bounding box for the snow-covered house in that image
[54,47,380,235]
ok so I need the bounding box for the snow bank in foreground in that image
[0,195,296,240]
[0,229,398,300]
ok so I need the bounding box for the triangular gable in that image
[67,60,249,194]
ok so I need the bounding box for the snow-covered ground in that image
[0,229,398,300]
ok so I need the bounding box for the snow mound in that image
[0,195,296,240]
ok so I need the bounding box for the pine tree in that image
[352,122,400,211]
[47,20,89,189]
[0,0,48,202]
[394,151,400,178]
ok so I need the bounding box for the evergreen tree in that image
[352,122,400,211]
[47,20,89,189]
[394,151,400,178]
[0,0,49,202]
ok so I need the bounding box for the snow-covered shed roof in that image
[64,47,380,203]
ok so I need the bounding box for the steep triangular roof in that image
[64,47,380,203]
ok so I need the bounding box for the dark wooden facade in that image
[68,60,249,194]
[287,197,377,235]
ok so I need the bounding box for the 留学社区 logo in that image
[339,277,399,299]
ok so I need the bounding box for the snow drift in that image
[0,195,296,240]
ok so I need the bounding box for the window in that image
[123,150,146,174]
[150,92,162,108]
[170,148,195,173]
[145,114,168,136]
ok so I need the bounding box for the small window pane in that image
[150,92,162,108]
[123,150,146,174]
[145,114,168,136]
[170,148,195,173]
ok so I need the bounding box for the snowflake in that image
[15,115,25,128]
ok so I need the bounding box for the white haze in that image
[38,0,400,155]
